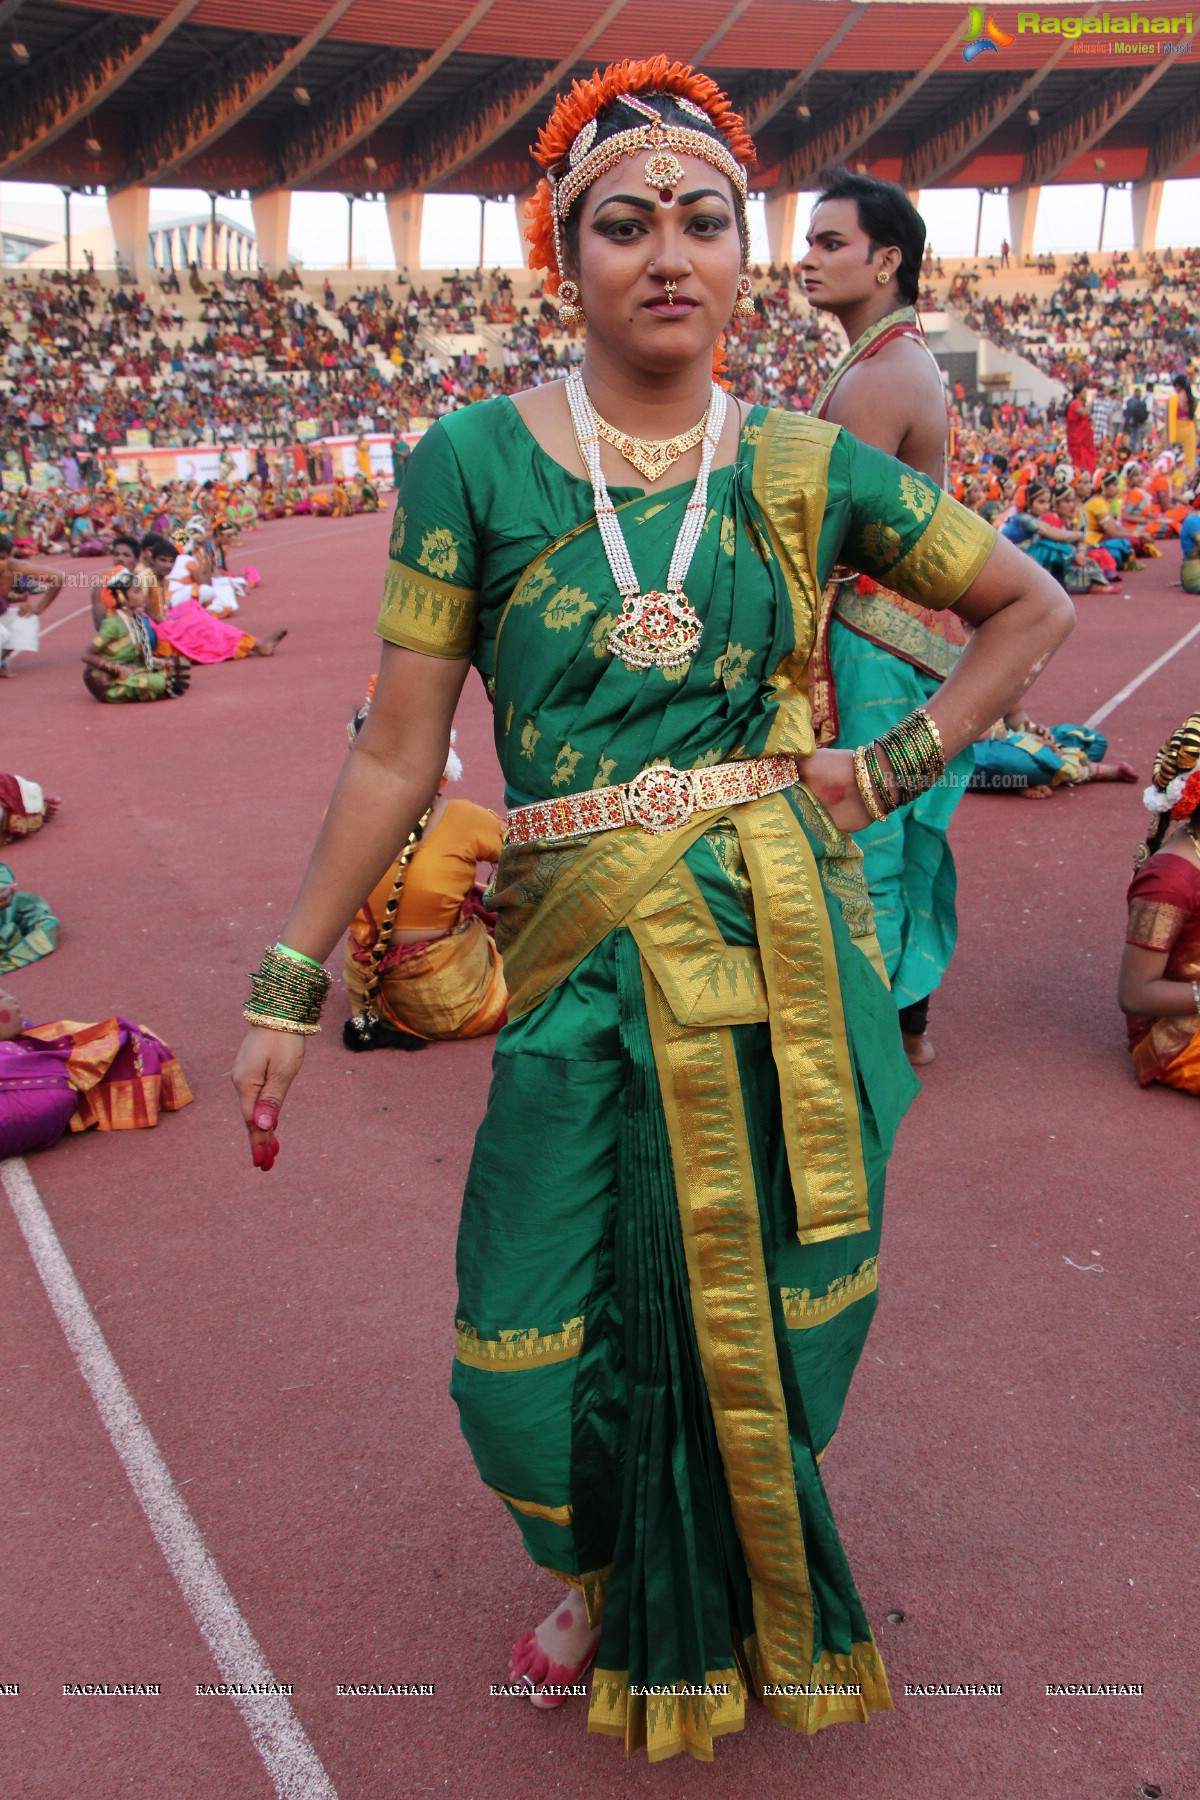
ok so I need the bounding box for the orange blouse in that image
[353,798,504,945]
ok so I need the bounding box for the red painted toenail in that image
[555,1608,574,1629]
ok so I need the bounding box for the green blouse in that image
[376,396,994,804]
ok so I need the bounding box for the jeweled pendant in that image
[606,590,703,671]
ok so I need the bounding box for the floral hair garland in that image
[1143,712,1200,818]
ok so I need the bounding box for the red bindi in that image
[659,189,672,204]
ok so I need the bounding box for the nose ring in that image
[663,280,677,301]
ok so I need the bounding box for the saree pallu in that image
[376,397,996,1759]
[343,915,506,1041]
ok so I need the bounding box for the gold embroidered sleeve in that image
[846,436,997,611]
[1126,899,1187,951]
[375,563,478,659]
[375,419,480,658]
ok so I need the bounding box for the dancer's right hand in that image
[231,1026,306,1172]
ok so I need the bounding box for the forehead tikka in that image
[553,95,748,226]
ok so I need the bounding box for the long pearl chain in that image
[566,368,726,612]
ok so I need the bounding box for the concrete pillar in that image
[107,186,150,279]
[251,189,292,274]
[1007,184,1040,262]
[1131,178,1163,256]
[764,191,798,265]
[387,191,423,274]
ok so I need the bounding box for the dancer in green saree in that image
[232,59,1073,1765]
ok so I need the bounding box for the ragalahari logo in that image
[962,6,1016,58]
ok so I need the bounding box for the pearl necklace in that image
[565,369,727,672]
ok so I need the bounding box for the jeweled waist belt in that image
[505,753,800,845]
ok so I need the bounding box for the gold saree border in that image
[873,490,996,613]
[547,1565,610,1631]
[628,861,767,1028]
[733,794,869,1243]
[499,810,715,1020]
[640,964,818,1712]
[588,1663,746,1762]
[781,1256,878,1329]
[742,1632,893,1732]
[454,1315,585,1370]
[833,585,965,679]
[488,1486,572,1526]
[1126,899,1188,952]
[376,562,477,659]
[750,411,841,758]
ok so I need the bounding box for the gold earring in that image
[876,270,890,286]
[557,279,584,326]
[733,273,755,319]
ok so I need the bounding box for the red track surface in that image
[2,516,1196,1800]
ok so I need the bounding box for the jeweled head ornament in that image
[1135,710,1200,865]
[525,57,757,337]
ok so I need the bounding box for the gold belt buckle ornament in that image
[624,763,696,833]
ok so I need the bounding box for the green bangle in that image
[273,940,324,971]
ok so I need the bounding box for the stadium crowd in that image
[1,248,1196,582]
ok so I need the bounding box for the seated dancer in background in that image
[1179,497,1200,596]
[969,714,1136,797]
[91,532,143,628]
[0,987,192,1157]
[0,865,57,974]
[82,569,192,704]
[343,700,506,1050]
[1084,473,1138,570]
[0,776,59,845]
[0,534,63,677]
[156,530,285,666]
[1119,713,1200,1093]
[999,480,1089,588]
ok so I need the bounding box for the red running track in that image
[2,515,1196,1800]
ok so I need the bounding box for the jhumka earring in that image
[733,272,755,319]
[557,278,585,325]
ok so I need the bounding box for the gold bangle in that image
[243,1007,322,1036]
[853,746,888,822]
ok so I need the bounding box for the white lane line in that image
[1085,617,1200,729]
[2,1156,339,1800]
[40,603,92,637]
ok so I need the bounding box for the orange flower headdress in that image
[525,57,757,374]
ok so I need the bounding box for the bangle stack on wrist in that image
[244,943,331,1035]
[853,708,947,821]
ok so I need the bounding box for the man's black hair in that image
[112,532,141,555]
[813,169,925,305]
[141,532,176,559]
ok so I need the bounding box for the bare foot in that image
[1019,784,1054,800]
[509,1586,600,1709]
[250,630,288,657]
[902,1031,935,1066]
[1092,760,1138,783]
[43,795,61,820]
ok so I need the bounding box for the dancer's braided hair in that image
[1135,712,1200,867]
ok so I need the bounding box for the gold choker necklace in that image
[591,401,711,484]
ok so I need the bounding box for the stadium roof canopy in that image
[3,0,1198,198]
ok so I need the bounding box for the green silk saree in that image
[377,396,994,1760]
